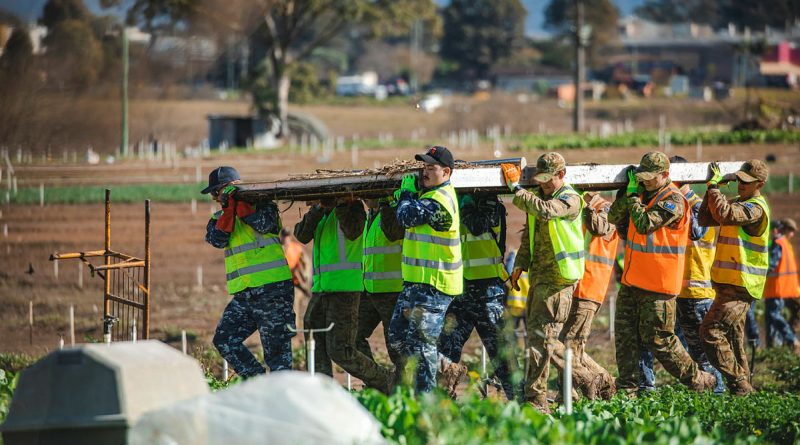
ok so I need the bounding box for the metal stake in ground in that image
[564,348,573,415]
[287,323,334,377]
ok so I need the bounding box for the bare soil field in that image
[1,144,798,381]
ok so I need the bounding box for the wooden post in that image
[53,257,59,280]
[69,305,75,346]
[77,261,83,288]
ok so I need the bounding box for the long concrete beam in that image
[236,160,745,201]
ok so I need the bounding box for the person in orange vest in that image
[608,152,716,396]
[556,192,618,400]
[280,228,310,299]
[698,159,771,395]
[764,218,800,351]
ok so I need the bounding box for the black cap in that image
[201,166,241,194]
[415,145,454,170]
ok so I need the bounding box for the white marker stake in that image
[181,330,187,354]
[223,359,229,381]
[191,199,197,215]
[347,373,352,391]
[59,335,64,350]
[39,183,44,207]
[29,301,33,345]
[481,345,487,378]
[789,171,794,195]
[564,348,573,415]
[77,262,83,289]
[131,318,137,343]
[53,258,58,280]
[69,305,75,346]
[196,265,203,290]
[2,223,6,237]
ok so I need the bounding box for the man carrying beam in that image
[203,166,296,378]
[609,152,716,396]
[355,197,405,381]
[295,196,393,393]
[699,160,771,395]
[388,146,462,393]
[502,152,585,413]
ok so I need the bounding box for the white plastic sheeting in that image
[129,371,386,445]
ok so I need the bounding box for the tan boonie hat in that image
[635,151,670,181]
[782,217,798,232]
[734,159,769,183]
[533,152,566,182]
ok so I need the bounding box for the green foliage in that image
[9,183,209,204]
[544,0,620,67]
[0,369,19,424]
[42,19,104,91]
[757,347,800,392]
[358,385,800,444]
[508,129,800,150]
[636,0,800,30]
[0,353,36,373]
[440,0,527,80]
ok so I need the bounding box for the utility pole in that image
[120,26,129,157]
[573,0,586,133]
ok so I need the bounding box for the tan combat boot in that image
[689,370,717,392]
[437,361,467,398]
[729,379,755,396]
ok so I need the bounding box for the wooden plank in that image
[237,161,745,201]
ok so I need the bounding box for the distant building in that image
[492,66,571,94]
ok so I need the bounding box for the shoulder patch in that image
[658,200,677,213]
[744,202,754,209]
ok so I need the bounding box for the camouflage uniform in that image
[295,201,392,392]
[608,153,710,395]
[512,156,583,405]
[438,195,516,400]
[356,202,405,370]
[697,176,768,393]
[388,181,455,393]
[206,202,296,377]
[553,195,617,399]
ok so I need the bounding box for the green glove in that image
[394,174,418,200]
[626,167,639,196]
[707,162,723,186]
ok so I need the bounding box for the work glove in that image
[707,162,724,187]
[393,173,418,201]
[218,184,238,208]
[510,267,524,292]
[501,163,521,191]
[626,166,639,197]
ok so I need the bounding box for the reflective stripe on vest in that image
[622,183,690,296]
[362,212,403,294]
[680,226,718,299]
[575,228,620,304]
[462,223,509,281]
[527,184,585,281]
[224,217,291,295]
[312,211,364,293]
[401,184,463,296]
[710,194,770,298]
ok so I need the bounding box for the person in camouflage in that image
[388,146,461,393]
[698,159,771,395]
[502,152,584,413]
[609,152,716,396]
[355,198,405,374]
[295,198,393,393]
[437,194,517,400]
[203,166,295,378]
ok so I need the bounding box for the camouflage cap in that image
[782,217,798,232]
[734,159,769,183]
[635,151,670,180]
[533,152,566,182]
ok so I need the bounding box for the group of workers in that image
[202,145,798,412]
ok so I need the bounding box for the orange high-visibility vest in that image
[575,199,620,303]
[765,236,800,298]
[621,182,690,296]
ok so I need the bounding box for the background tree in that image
[544,0,619,68]
[637,0,800,29]
[439,0,526,80]
[107,0,439,138]
[635,0,720,25]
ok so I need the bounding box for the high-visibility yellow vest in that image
[462,221,509,281]
[401,184,463,296]
[224,215,292,295]
[681,228,718,299]
[710,194,771,299]
[527,184,585,281]
[311,211,364,293]
[506,270,529,317]
[362,212,403,294]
